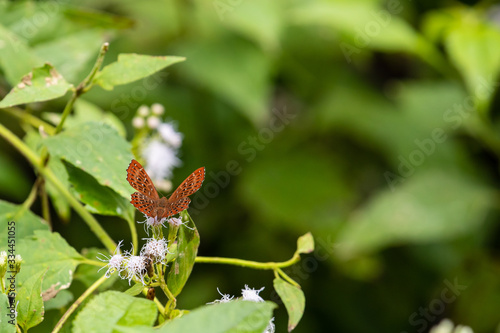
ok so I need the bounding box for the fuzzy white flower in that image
[264,317,275,333]
[158,122,183,149]
[142,139,181,181]
[207,288,234,304]
[98,240,126,278]
[141,238,169,264]
[125,255,148,285]
[241,285,265,302]
[151,103,165,115]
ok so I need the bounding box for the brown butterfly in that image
[126,159,205,219]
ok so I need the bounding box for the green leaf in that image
[64,161,134,220]
[444,17,500,114]
[0,63,72,108]
[167,211,200,296]
[0,24,41,85]
[0,200,50,249]
[43,122,135,199]
[0,293,16,333]
[17,230,83,292]
[157,300,276,333]
[73,291,157,333]
[17,269,46,332]
[44,289,74,311]
[296,232,314,255]
[336,170,494,257]
[273,278,305,332]
[33,29,107,83]
[124,283,145,297]
[24,131,72,222]
[94,53,185,90]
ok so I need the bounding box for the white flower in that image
[132,117,145,129]
[147,116,160,129]
[98,240,126,278]
[241,285,265,302]
[207,288,234,304]
[430,319,473,333]
[125,255,148,285]
[158,122,183,149]
[264,317,275,333]
[168,217,182,227]
[151,103,165,115]
[141,238,169,264]
[138,105,150,117]
[142,139,181,181]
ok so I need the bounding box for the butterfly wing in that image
[127,159,159,200]
[169,167,205,202]
[162,197,191,219]
[127,159,160,217]
[131,192,158,217]
[162,167,205,218]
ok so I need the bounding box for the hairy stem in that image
[195,252,301,270]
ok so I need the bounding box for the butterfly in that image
[126,159,205,219]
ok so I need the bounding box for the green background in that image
[1,0,500,332]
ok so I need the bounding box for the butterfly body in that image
[126,159,205,219]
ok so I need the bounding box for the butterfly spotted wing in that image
[162,167,205,218]
[127,160,160,217]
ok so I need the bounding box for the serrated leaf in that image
[17,269,46,331]
[43,122,135,199]
[157,300,276,333]
[17,230,83,292]
[0,24,41,85]
[167,211,200,296]
[94,53,185,90]
[273,278,305,332]
[0,294,16,333]
[296,232,314,254]
[0,63,72,108]
[64,161,134,220]
[0,200,49,249]
[73,291,157,333]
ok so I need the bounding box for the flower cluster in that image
[208,285,275,333]
[430,319,473,333]
[132,103,183,191]
[98,238,170,286]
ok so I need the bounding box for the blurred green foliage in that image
[1,0,500,332]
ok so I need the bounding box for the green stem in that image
[21,178,40,211]
[195,252,301,270]
[125,216,138,256]
[54,42,109,134]
[39,180,51,225]
[276,267,300,287]
[0,122,116,253]
[1,107,55,135]
[52,274,108,333]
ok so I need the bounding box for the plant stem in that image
[1,107,56,135]
[276,268,300,287]
[0,123,116,253]
[52,274,108,333]
[54,42,109,134]
[195,252,301,270]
